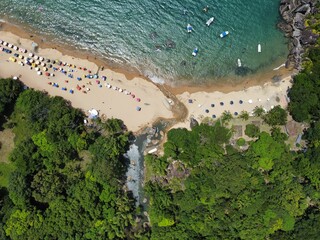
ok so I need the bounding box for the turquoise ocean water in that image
[0,0,288,85]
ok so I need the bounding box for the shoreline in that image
[0,21,296,133]
[0,20,294,94]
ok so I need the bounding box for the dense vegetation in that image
[0,79,143,239]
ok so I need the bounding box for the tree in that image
[253,106,265,117]
[239,110,249,121]
[263,105,287,126]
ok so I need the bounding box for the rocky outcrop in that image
[278,0,319,70]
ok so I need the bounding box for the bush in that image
[236,138,246,146]
[245,124,260,138]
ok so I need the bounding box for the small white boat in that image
[192,47,198,57]
[258,44,261,53]
[237,59,241,67]
[206,17,214,26]
[220,31,229,38]
[187,24,193,33]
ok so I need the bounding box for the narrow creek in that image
[124,120,169,206]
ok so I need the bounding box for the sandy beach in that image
[0,26,295,133]
[0,31,173,132]
[173,76,292,129]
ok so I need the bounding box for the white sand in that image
[173,76,292,130]
[0,31,173,132]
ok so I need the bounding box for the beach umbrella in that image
[3,42,8,46]
[39,57,44,61]
[102,76,107,81]
[99,85,102,88]
[77,77,82,81]
[43,67,48,71]
[136,106,141,111]
[220,102,224,106]
[35,60,40,65]
[34,55,39,60]
[48,64,52,68]
[107,85,112,89]
[248,99,253,104]
[69,89,74,94]
[19,55,24,59]
[8,43,13,48]
[13,76,18,80]
[37,71,42,75]
[45,72,50,76]
[136,98,141,102]
[35,67,40,71]
[62,87,67,91]
[212,114,216,118]
[230,100,234,105]
[41,62,46,67]
[30,59,34,63]
[94,74,98,79]
[211,103,215,107]
[50,73,55,77]
[29,53,34,57]
[13,46,18,50]
[96,80,100,84]
[0,40,2,44]
[48,82,52,85]
[131,94,135,98]
[46,59,51,63]
[205,109,209,113]
[119,88,123,92]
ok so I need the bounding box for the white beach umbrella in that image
[39,57,44,61]
[35,60,40,65]
[0,40,3,44]
[37,71,42,75]
[35,67,40,71]
[19,55,24,59]
[34,55,39,60]
[41,62,46,67]
[248,99,253,104]
[43,67,48,71]
[50,73,54,77]
[13,76,18,80]
[29,53,34,57]
[30,59,34,63]
[8,43,13,48]
[3,42,8,46]
[13,46,18,51]
[119,88,123,92]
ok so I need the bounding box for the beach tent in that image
[211,103,215,107]
[136,106,141,111]
[88,109,99,119]
[230,101,234,105]
[205,109,209,113]
[234,112,238,116]
[239,100,243,104]
[220,102,224,106]
[212,114,216,118]
[188,99,193,103]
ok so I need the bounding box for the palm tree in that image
[253,106,265,117]
[221,110,233,124]
[239,110,249,121]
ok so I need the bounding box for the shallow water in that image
[0,0,288,85]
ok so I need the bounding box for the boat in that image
[206,17,214,26]
[192,47,198,57]
[220,31,229,38]
[258,44,261,52]
[237,59,241,67]
[187,24,193,33]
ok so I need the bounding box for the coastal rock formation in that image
[278,0,319,70]
[190,117,199,129]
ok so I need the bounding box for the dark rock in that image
[300,29,318,45]
[190,117,199,129]
[165,39,176,49]
[295,4,311,14]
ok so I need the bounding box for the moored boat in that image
[220,31,229,38]
[192,47,198,56]
[237,59,241,67]
[258,44,261,52]
[206,17,214,26]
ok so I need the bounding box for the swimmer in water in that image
[203,5,209,13]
